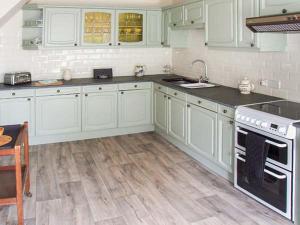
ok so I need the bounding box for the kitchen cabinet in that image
[118,89,151,127]
[116,10,146,46]
[162,10,171,47]
[184,1,205,27]
[36,94,81,135]
[168,96,186,143]
[205,0,237,47]
[260,0,300,16]
[0,97,35,136]
[44,8,81,47]
[82,92,118,131]
[187,103,217,160]
[81,9,115,46]
[170,6,184,28]
[147,10,162,46]
[154,90,168,132]
[217,115,234,172]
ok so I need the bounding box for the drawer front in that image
[167,88,186,101]
[187,95,217,112]
[82,84,118,93]
[0,89,35,99]
[218,105,235,118]
[36,87,81,96]
[154,83,168,93]
[118,82,152,91]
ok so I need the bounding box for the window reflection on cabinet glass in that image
[84,12,111,44]
[119,13,143,43]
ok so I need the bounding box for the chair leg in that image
[15,147,24,225]
[24,122,31,197]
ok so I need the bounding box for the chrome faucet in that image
[192,59,209,83]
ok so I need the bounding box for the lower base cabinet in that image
[82,92,118,131]
[168,96,186,143]
[0,97,35,136]
[118,89,151,127]
[187,103,217,160]
[217,115,234,172]
[154,90,168,132]
[36,94,81,136]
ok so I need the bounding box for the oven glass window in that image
[237,155,288,213]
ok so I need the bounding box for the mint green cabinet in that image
[187,104,217,160]
[36,94,81,136]
[154,90,168,132]
[184,1,205,26]
[44,8,81,47]
[0,97,35,136]
[260,0,300,15]
[82,92,117,131]
[170,6,184,28]
[162,10,171,47]
[118,90,151,127]
[147,10,162,46]
[168,96,186,143]
[205,0,237,47]
[217,115,234,173]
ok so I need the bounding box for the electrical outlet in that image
[260,79,281,89]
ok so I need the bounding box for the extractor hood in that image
[246,13,300,33]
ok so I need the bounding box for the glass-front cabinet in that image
[81,9,115,46]
[116,10,146,46]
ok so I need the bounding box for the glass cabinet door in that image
[116,10,146,46]
[81,9,115,46]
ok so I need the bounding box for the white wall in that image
[173,30,300,102]
[0,11,172,81]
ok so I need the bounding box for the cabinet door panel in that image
[83,92,117,131]
[218,115,234,172]
[36,94,81,135]
[162,10,171,46]
[168,97,186,143]
[45,8,80,47]
[118,90,151,127]
[81,9,115,46]
[0,98,35,136]
[187,104,217,159]
[205,0,237,47]
[184,1,204,26]
[147,10,162,46]
[154,91,167,131]
[260,0,300,15]
[237,0,258,48]
[170,6,184,28]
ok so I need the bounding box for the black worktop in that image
[0,74,282,108]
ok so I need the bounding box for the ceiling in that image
[28,0,185,8]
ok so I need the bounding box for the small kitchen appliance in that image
[93,68,113,79]
[235,100,300,221]
[4,72,32,85]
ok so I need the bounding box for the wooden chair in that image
[0,122,31,225]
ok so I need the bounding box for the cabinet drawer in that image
[218,105,235,118]
[118,82,152,91]
[187,95,217,112]
[167,88,186,101]
[82,84,118,93]
[0,89,35,99]
[154,83,168,93]
[36,87,81,96]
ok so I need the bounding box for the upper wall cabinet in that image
[162,9,171,47]
[116,10,146,46]
[205,0,237,47]
[260,0,300,16]
[44,8,81,47]
[81,9,115,46]
[170,6,184,28]
[184,1,205,27]
[147,10,162,47]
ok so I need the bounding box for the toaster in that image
[4,72,32,85]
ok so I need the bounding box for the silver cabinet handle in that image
[265,140,287,148]
[235,154,287,180]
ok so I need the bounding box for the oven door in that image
[235,122,293,171]
[234,149,292,219]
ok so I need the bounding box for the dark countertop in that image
[0,74,282,108]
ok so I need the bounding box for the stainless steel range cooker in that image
[234,100,300,221]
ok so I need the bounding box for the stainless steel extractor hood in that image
[246,13,300,33]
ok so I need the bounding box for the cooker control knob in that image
[279,127,287,134]
[236,114,241,119]
[241,116,246,120]
[246,117,250,122]
[256,120,261,126]
[251,119,256,124]
[261,122,268,128]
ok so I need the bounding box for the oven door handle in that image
[236,127,248,135]
[235,154,287,180]
[265,140,287,148]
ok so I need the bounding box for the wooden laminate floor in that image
[0,132,293,225]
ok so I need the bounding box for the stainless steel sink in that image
[162,77,217,89]
[180,83,216,88]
